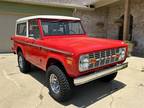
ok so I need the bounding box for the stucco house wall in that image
[74,0,144,56]
[106,0,144,56]
[73,7,108,38]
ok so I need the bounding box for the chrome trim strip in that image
[15,40,73,56]
[74,62,128,86]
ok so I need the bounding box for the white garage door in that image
[0,14,27,52]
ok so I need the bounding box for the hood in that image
[42,36,127,55]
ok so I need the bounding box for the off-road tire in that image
[46,65,72,102]
[17,51,31,73]
[99,72,117,82]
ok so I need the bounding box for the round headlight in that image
[119,48,126,61]
[79,54,89,72]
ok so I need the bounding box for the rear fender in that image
[16,43,27,59]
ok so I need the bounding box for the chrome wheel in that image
[19,56,23,69]
[50,74,60,94]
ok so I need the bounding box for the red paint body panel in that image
[11,18,128,78]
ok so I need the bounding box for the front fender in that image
[45,52,75,77]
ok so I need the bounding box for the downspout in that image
[72,8,77,16]
[123,0,131,40]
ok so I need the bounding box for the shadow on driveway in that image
[29,67,126,108]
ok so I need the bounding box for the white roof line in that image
[16,15,81,22]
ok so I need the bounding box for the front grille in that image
[88,48,120,70]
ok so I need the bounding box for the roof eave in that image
[3,0,95,11]
[87,0,120,8]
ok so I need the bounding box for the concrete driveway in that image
[0,54,144,108]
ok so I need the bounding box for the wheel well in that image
[17,47,22,54]
[47,58,65,71]
[46,58,74,85]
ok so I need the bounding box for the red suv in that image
[11,15,128,102]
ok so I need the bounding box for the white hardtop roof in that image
[16,15,80,22]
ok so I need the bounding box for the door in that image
[27,19,41,66]
[118,15,133,41]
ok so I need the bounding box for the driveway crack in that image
[2,70,21,89]
[35,74,47,108]
[109,82,115,108]
[109,94,114,108]
[7,72,20,76]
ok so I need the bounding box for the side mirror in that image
[29,34,34,38]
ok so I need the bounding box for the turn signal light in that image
[89,58,96,64]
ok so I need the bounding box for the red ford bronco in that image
[11,15,128,102]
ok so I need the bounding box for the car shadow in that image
[64,80,125,108]
[29,66,126,108]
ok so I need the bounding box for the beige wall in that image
[0,14,26,52]
[0,1,73,52]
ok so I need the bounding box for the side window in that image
[16,23,27,36]
[28,20,40,39]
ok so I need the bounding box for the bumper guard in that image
[74,62,128,86]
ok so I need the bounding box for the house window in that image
[16,23,27,36]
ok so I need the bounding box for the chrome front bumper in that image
[74,62,128,86]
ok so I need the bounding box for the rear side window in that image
[16,23,27,36]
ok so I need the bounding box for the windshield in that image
[41,20,85,36]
